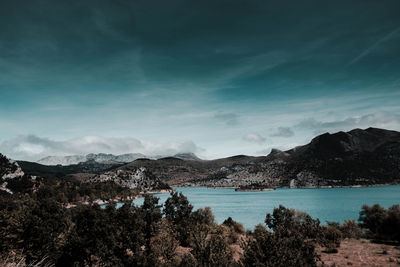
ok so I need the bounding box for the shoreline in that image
[64,188,174,208]
[172,183,399,190]
[65,184,399,208]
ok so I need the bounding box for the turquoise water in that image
[129,185,400,230]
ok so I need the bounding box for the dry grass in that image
[318,238,400,267]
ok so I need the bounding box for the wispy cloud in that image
[296,112,400,134]
[270,127,294,138]
[213,112,239,126]
[243,133,266,144]
[349,26,400,65]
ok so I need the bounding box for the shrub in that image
[340,220,363,239]
[359,204,400,242]
[320,226,342,250]
[242,206,322,267]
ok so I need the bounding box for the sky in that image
[0,0,400,161]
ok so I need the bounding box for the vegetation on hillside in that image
[2,176,398,266]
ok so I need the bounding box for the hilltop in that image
[15,128,400,188]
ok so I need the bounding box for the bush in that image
[242,224,318,267]
[223,217,245,244]
[340,220,363,239]
[359,204,400,243]
[242,206,322,267]
[359,204,386,235]
[320,226,342,250]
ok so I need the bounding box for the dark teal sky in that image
[0,0,400,160]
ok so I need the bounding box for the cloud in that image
[270,127,294,138]
[296,112,400,134]
[348,26,400,65]
[213,112,239,126]
[243,133,266,144]
[0,135,202,161]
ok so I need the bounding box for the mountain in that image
[200,127,400,188]
[37,153,147,165]
[37,155,87,166]
[172,153,201,161]
[117,154,265,185]
[18,159,122,179]
[36,152,200,166]
[16,128,400,188]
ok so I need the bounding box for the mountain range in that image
[11,127,400,188]
[36,152,200,166]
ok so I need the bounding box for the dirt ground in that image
[318,238,400,267]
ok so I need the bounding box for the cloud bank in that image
[214,112,239,126]
[270,127,294,138]
[0,135,202,161]
[243,133,266,144]
[297,112,400,134]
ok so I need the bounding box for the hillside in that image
[118,155,265,185]
[201,127,400,188]
[15,128,400,188]
[18,160,122,179]
[85,167,171,192]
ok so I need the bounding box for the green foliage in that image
[190,225,233,267]
[242,223,318,267]
[265,206,321,240]
[150,220,179,266]
[223,217,245,234]
[164,192,193,246]
[191,207,215,227]
[57,205,122,266]
[5,176,35,194]
[340,220,363,239]
[223,217,245,244]
[319,226,342,250]
[242,206,324,267]
[359,204,400,242]
[178,253,198,267]
[4,174,398,267]
[359,204,386,234]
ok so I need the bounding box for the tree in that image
[22,198,69,263]
[359,204,386,235]
[190,225,233,267]
[57,205,121,266]
[140,195,162,266]
[150,220,179,266]
[242,206,322,267]
[164,192,193,245]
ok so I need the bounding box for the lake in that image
[129,185,400,230]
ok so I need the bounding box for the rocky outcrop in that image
[0,153,25,194]
[87,167,171,192]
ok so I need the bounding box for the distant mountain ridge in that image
[15,128,400,188]
[37,153,146,166]
[36,152,200,166]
